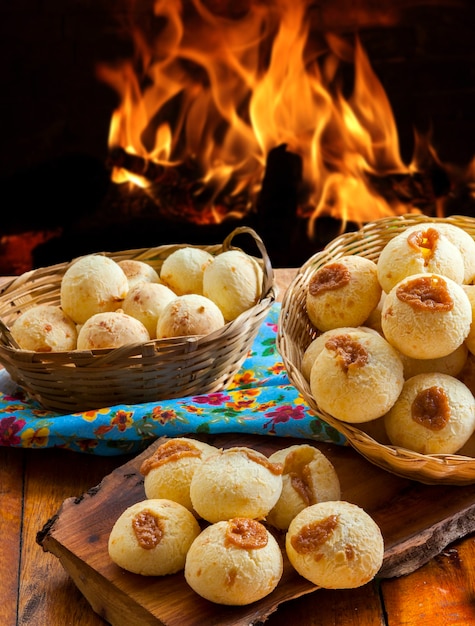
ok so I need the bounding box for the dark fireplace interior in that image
[1,0,474,275]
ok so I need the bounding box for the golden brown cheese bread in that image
[76,310,150,350]
[309,328,404,423]
[305,255,381,332]
[381,273,472,360]
[184,518,283,605]
[117,259,160,288]
[266,444,341,530]
[11,305,77,352]
[203,249,263,321]
[407,222,475,285]
[376,226,465,293]
[399,343,468,379]
[156,294,225,338]
[160,247,214,295]
[108,498,201,576]
[384,372,475,454]
[60,254,129,325]
[140,437,218,514]
[301,326,380,382]
[285,500,384,589]
[122,282,176,339]
[189,446,283,523]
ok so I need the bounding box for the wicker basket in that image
[0,227,275,413]
[277,214,475,485]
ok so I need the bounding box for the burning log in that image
[255,144,317,266]
[106,147,252,223]
[366,164,451,213]
[106,147,200,186]
[444,181,475,219]
[256,144,303,220]
[106,144,456,265]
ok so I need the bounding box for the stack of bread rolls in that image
[8,243,264,352]
[302,222,475,456]
[107,436,385,605]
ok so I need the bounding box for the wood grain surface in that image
[4,414,475,626]
[3,267,475,625]
[38,433,475,625]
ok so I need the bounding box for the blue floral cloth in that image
[0,304,346,455]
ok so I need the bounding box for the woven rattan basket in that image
[277,213,475,485]
[0,226,275,413]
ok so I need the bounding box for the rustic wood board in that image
[38,434,475,626]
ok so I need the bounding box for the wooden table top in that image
[2,268,475,626]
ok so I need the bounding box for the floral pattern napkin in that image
[0,304,346,455]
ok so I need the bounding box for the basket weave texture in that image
[0,227,275,413]
[277,214,475,485]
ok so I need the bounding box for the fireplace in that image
[1,0,474,275]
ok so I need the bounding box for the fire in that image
[97,0,445,233]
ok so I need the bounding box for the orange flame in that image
[97,0,440,230]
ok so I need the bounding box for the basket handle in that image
[222,226,275,298]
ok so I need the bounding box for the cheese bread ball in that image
[117,259,160,288]
[310,329,404,423]
[11,305,77,352]
[122,282,176,339]
[60,254,129,325]
[381,273,472,359]
[140,437,218,514]
[160,247,214,295]
[384,372,475,454]
[189,447,283,523]
[286,501,384,589]
[266,445,341,531]
[108,499,201,576]
[407,222,475,285]
[184,518,283,605]
[306,256,382,332]
[203,249,263,321]
[400,343,468,379]
[377,226,465,293]
[77,310,150,350]
[156,294,225,338]
[301,327,379,381]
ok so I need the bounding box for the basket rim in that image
[0,293,275,364]
[0,226,276,412]
[277,213,475,485]
[0,225,276,360]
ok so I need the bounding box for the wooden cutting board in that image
[38,434,475,626]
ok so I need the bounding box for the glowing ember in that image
[96,0,464,234]
[0,230,62,275]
